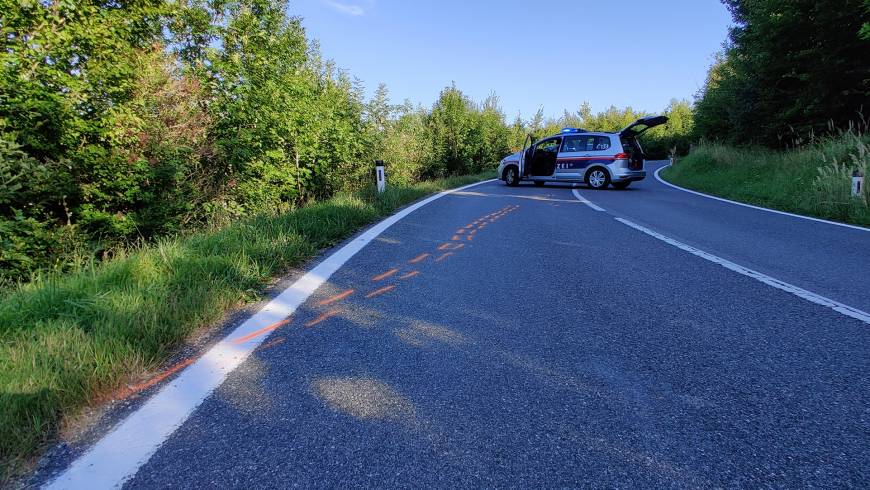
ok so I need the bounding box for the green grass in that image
[0,172,493,479]
[661,132,870,227]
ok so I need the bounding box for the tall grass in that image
[0,172,492,479]
[661,131,870,227]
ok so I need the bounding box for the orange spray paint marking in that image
[112,357,196,401]
[466,235,474,241]
[409,253,430,264]
[437,243,453,251]
[318,289,355,307]
[257,337,286,351]
[464,224,475,229]
[366,285,397,298]
[456,229,465,234]
[400,270,420,280]
[451,235,462,241]
[372,268,399,281]
[469,229,478,235]
[436,252,454,262]
[232,319,291,344]
[449,243,465,250]
[305,308,341,328]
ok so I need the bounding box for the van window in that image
[561,135,611,152]
[535,138,562,154]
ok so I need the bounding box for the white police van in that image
[497,116,668,189]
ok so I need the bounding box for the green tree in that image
[696,0,870,145]
[427,84,474,176]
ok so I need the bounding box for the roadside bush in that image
[662,131,870,227]
[813,132,869,213]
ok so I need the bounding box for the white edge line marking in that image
[45,178,498,490]
[570,186,606,211]
[654,164,870,232]
[615,217,870,325]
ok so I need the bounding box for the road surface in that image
[42,162,870,488]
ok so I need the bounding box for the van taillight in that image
[614,152,629,159]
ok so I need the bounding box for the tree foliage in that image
[694,0,870,145]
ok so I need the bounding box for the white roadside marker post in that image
[852,169,864,200]
[376,159,386,194]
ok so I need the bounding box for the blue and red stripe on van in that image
[555,156,616,170]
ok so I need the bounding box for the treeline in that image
[694,0,870,146]
[0,0,514,284]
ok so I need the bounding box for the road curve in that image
[40,165,870,488]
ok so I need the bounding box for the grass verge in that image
[0,172,493,479]
[660,132,870,227]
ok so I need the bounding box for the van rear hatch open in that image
[619,116,668,169]
[621,137,645,170]
[620,116,668,138]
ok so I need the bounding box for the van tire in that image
[612,181,631,190]
[585,168,610,190]
[503,166,520,186]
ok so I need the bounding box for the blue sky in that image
[291,0,733,119]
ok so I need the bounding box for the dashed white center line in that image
[615,217,870,325]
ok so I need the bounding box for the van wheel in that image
[534,181,545,187]
[586,168,610,190]
[612,181,631,190]
[503,166,520,186]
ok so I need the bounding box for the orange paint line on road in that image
[257,337,286,351]
[372,268,399,281]
[436,252,454,262]
[366,285,397,298]
[451,235,462,241]
[437,243,453,250]
[466,235,474,241]
[111,357,197,401]
[409,253,430,264]
[318,289,355,307]
[464,224,475,229]
[232,319,291,344]
[305,308,341,328]
[469,229,478,235]
[449,243,465,250]
[400,271,420,280]
[456,229,465,234]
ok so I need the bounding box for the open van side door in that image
[620,116,668,138]
[519,134,536,177]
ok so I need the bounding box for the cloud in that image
[324,0,369,16]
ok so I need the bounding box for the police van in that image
[497,116,668,189]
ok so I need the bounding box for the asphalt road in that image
[43,162,870,488]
